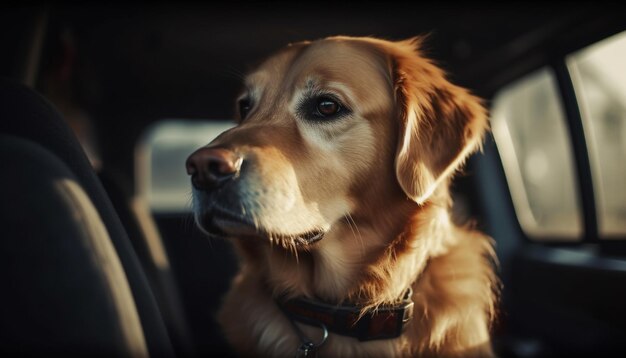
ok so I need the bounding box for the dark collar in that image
[276,289,414,342]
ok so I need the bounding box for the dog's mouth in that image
[197,206,326,245]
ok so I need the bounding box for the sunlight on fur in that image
[188,35,499,357]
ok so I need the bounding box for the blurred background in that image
[1,2,625,357]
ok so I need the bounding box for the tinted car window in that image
[491,68,582,239]
[567,31,626,237]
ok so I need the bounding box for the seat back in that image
[0,79,174,357]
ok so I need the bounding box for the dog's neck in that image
[225,185,496,357]
[234,186,456,312]
[276,286,414,343]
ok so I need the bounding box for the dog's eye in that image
[298,95,349,121]
[238,97,252,119]
[316,98,341,117]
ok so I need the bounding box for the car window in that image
[136,120,235,213]
[567,31,626,237]
[491,68,583,239]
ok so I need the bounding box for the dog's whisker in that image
[223,66,247,81]
[345,212,365,256]
[289,237,300,263]
[344,214,356,240]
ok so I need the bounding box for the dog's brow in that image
[325,82,355,104]
[239,81,263,103]
[305,78,316,90]
[244,71,268,90]
[297,78,355,107]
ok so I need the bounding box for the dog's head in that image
[187,36,487,254]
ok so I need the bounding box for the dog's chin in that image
[196,208,326,246]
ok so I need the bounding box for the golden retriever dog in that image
[186,36,498,357]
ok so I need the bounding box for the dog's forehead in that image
[246,38,392,94]
[244,43,308,87]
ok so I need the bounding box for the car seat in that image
[0,79,175,357]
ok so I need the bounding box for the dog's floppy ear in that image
[391,37,488,203]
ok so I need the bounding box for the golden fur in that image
[192,36,498,357]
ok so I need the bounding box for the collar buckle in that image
[354,298,414,341]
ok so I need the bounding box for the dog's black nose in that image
[186,147,242,190]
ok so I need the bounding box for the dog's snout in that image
[186,147,242,190]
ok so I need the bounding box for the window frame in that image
[552,60,599,243]
[487,28,626,246]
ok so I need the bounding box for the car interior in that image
[1,3,625,357]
